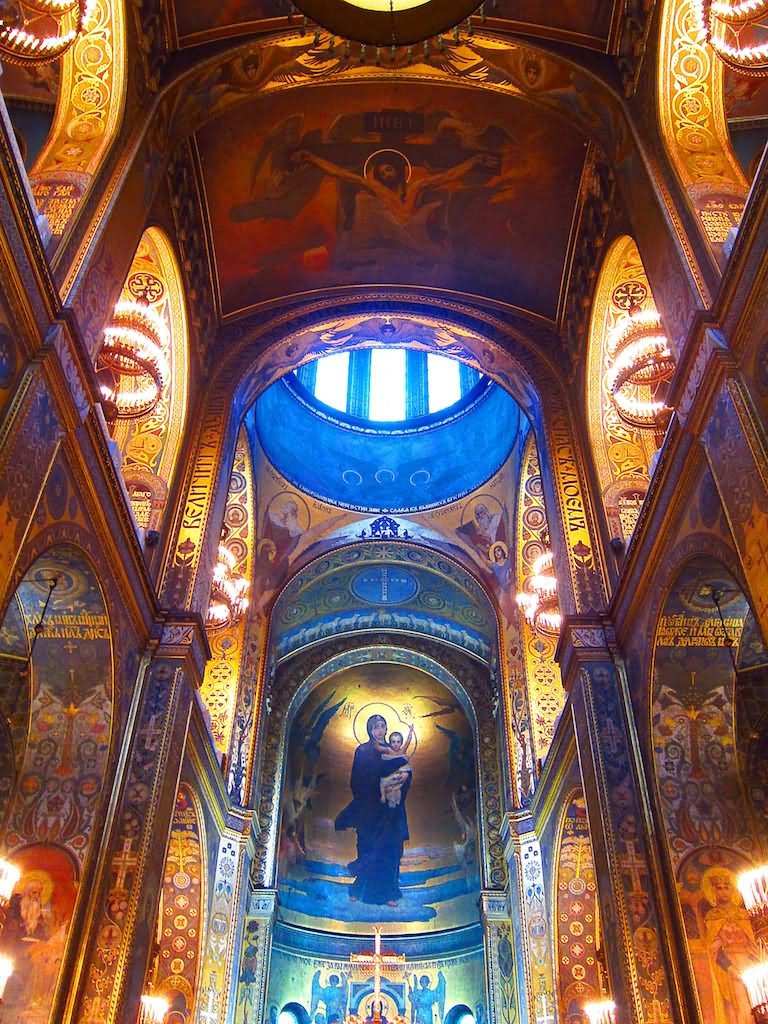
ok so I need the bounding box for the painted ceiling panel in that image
[196,83,586,318]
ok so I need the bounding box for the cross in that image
[619,839,646,895]
[143,714,165,752]
[601,719,622,757]
[63,639,78,655]
[350,928,405,1024]
[535,993,555,1024]
[56,669,81,776]
[112,837,138,892]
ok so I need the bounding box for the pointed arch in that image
[586,235,661,543]
[110,226,190,535]
[657,0,748,258]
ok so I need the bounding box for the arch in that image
[255,636,506,901]
[282,1001,312,1024]
[25,0,127,246]
[657,0,749,259]
[514,430,563,781]
[552,790,600,1024]
[109,225,190,536]
[0,542,114,1024]
[153,783,207,1019]
[650,554,768,1024]
[444,1005,474,1024]
[161,299,607,634]
[586,235,662,544]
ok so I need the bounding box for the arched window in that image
[294,349,483,424]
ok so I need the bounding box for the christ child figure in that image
[377,726,415,808]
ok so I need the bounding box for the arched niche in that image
[514,429,564,783]
[650,555,768,1024]
[152,784,207,1019]
[657,0,749,259]
[0,543,114,1023]
[586,236,662,544]
[553,791,600,1024]
[256,639,506,905]
[109,226,189,538]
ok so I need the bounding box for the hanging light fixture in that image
[0,953,13,1001]
[206,545,249,630]
[97,300,169,422]
[0,859,20,934]
[738,864,768,1022]
[696,0,768,76]
[515,549,562,636]
[289,0,482,47]
[139,993,169,1024]
[606,308,675,432]
[0,0,95,66]
[583,1001,617,1024]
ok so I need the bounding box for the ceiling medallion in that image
[0,0,95,65]
[290,0,484,47]
[697,0,768,77]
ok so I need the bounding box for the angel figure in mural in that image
[408,973,446,1024]
[702,866,760,1020]
[335,714,413,905]
[310,971,350,1023]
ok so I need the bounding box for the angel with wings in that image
[310,971,349,1024]
[408,972,446,1024]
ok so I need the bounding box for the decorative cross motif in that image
[619,839,646,895]
[350,928,405,1023]
[143,714,165,752]
[601,718,622,757]
[199,984,219,1024]
[112,837,138,892]
[535,993,556,1024]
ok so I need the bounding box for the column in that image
[65,616,208,1023]
[558,619,688,1024]
[232,887,278,1024]
[480,891,520,1024]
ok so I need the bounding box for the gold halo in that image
[363,149,412,183]
[352,701,418,754]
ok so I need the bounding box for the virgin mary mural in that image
[277,662,480,934]
[335,713,413,906]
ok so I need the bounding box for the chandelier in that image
[97,300,169,422]
[206,545,249,630]
[606,308,675,432]
[697,0,768,76]
[583,1001,617,1024]
[289,0,482,47]
[738,864,768,1022]
[0,0,94,65]
[516,550,562,636]
[139,994,170,1024]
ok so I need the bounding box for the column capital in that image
[555,615,616,691]
[247,887,279,921]
[480,889,510,923]
[154,612,211,686]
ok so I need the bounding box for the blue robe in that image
[335,741,411,904]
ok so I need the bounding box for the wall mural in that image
[278,663,480,934]
[153,785,206,1019]
[652,558,767,1024]
[0,544,113,1024]
[555,793,600,1024]
[264,945,486,1024]
[196,84,586,316]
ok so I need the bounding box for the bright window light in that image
[369,349,406,421]
[427,353,461,413]
[313,352,349,411]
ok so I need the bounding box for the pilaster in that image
[65,614,209,1024]
[557,618,688,1024]
[232,887,279,1024]
[480,890,520,1024]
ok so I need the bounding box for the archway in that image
[651,555,768,1024]
[0,543,114,1024]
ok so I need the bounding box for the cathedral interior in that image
[1,1,768,1023]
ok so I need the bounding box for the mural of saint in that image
[702,867,759,1020]
[335,714,414,906]
[408,973,446,1024]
